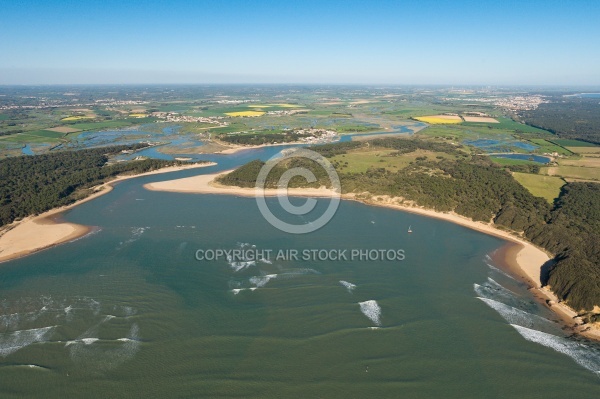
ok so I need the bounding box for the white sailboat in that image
[408,225,412,233]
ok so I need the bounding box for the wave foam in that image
[358,300,381,326]
[511,325,600,374]
[68,323,140,373]
[229,261,256,272]
[486,262,517,281]
[477,297,554,330]
[474,278,537,313]
[339,280,356,293]
[250,274,277,288]
[0,326,55,357]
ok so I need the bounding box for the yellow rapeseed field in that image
[225,111,265,117]
[272,103,300,108]
[61,116,94,121]
[129,113,147,118]
[414,116,463,124]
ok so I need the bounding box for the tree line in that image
[0,145,194,227]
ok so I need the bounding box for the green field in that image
[417,124,476,140]
[154,104,193,112]
[0,114,9,121]
[489,156,540,166]
[207,123,248,134]
[306,110,339,116]
[527,139,572,155]
[0,133,61,143]
[330,148,454,173]
[549,139,598,147]
[462,117,552,134]
[418,123,526,142]
[26,130,67,139]
[541,165,600,181]
[512,172,565,203]
[70,120,138,131]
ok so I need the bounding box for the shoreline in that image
[143,170,599,340]
[144,170,337,197]
[0,162,216,264]
[215,141,306,155]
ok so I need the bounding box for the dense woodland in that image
[0,145,192,227]
[219,138,600,312]
[518,97,600,144]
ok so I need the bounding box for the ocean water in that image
[1,148,599,397]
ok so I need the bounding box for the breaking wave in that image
[68,323,141,373]
[339,280,356,293]
[358,300,381,326]
[231,288,258,295]
[486,262,517,281]
[229,260,256,272]
[512,325,600,375]
[477,297,555,331]
[249,274,277,288]
[474,277,539,314]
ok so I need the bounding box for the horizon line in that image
[1,83,600,88]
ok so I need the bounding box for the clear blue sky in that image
[1,0,599,85]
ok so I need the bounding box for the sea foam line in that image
[477,297,554,330]
[486,262,517,281]
[511,324,600,375]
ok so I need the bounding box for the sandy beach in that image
[143,170,600,339]
[0,162,215,263]
[144,170,337,197]
[216,142,303,155]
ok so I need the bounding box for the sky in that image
[1,0,599,85]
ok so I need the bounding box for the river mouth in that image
[1,141,599,397]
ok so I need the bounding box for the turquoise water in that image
[1,147,599,397]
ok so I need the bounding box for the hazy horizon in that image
[2,0,600,85]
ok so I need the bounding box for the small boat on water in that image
[408,225,412,233]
